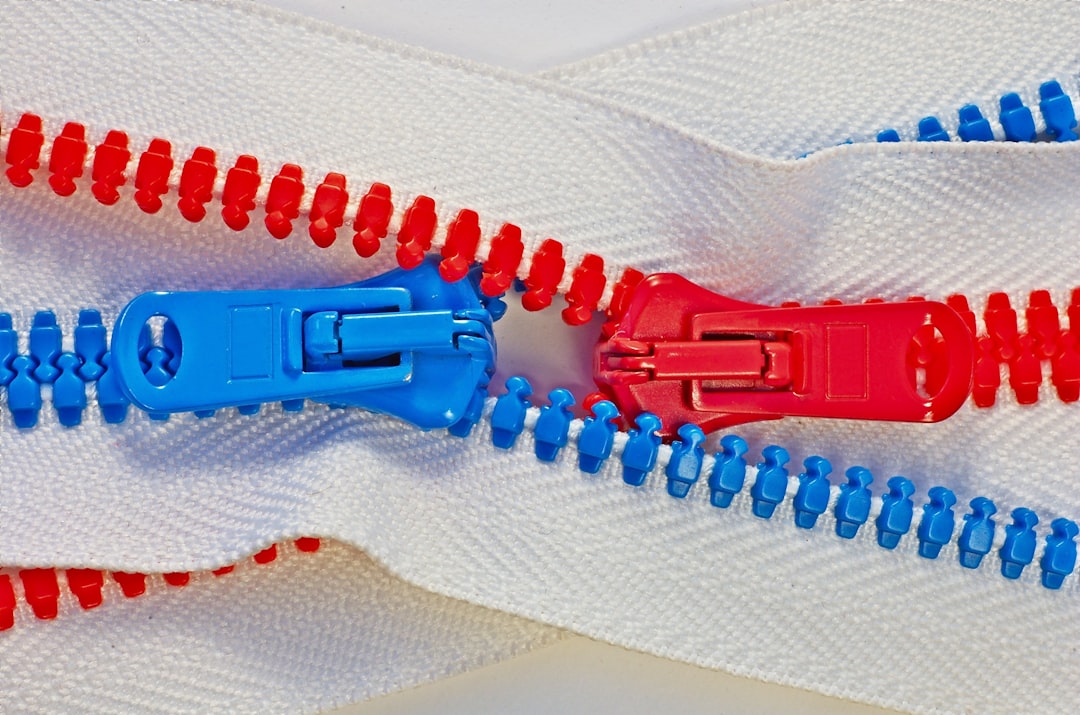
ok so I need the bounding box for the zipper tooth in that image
[0,538,321,633]
[490,375,1080,591]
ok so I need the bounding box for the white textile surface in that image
[0,1,1078,713]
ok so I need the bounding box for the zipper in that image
[0,538,322,631]
[487,374,1080,591]
[2,76,1079,632]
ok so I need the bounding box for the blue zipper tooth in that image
[835,466,873,538]
[916,116,950,142]
[53,352,86,427]
[29,311,61,383]
[578,399,619,475]
[876,129,901,142]
[957,496,997,569]
[1040,518,1079,589]
[999,93,1036,141]
[74,310,106,381]
[750,445,789,519]
[1000,507,1039,579]
[876,476,915,549]
[707,434,748,508]
[0,313,15,386]
[448,388,485,438]
[1038,80,1078,141]
[917,485,957,559]
[957,104,994,141]
[9,355,42,428]
[491,376,532,449]
[534,388,574,462]
[96,352,131,424]
[664,423,705,498]
[621,412,662,486]
[793,456,832,529]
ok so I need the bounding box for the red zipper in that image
[0,538,321,631]
[3,112,633,328]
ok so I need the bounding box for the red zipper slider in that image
[595,273,975,437]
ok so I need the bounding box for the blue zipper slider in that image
[110,257,497,430]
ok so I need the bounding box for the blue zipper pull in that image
[793,456,832,529]
[835,466,873,538]
[110,257,496,430]
[1040,517,1079,589]
[621,412,662,486]
[750,445,789,518]
[917,486,957,559]
[665,423,705,498]
[875,476,915,549]
[957,496,997,568]
[707,434,748,508]
[999,507,1038,579]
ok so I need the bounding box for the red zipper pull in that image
[596,273,975,437]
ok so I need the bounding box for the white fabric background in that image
[0,1,1078,713]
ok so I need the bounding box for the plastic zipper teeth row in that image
[3,284,1077,431]
[0,538,321,632]
[0,113,634,328]
[876,79,1078,143]
[490,375,1079,591]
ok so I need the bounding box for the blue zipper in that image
[875,80,1077,144]
[488,374,1079,591]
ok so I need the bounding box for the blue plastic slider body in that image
[110,257,497,430]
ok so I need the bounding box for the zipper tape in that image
[488,375,1079,592]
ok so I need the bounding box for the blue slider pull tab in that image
[111,257,496,430]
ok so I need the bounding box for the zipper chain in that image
[491,374,1079,592]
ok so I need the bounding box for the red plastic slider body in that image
[595,274,975,437]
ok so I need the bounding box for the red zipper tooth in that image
[65,568,105,609]
[946,294,978,335]
[1026,290,1061,360]
[603,268,645,338]
[133,138,173,214]
[264,163,304,239]
[352,182,392,257]
[177,146,217,222]
[253,545,278,564]
[309,172,348,248]
[5,113,44,188]
[112,571,147,598]
[163,572,191,587]
[1068,288,1080,333]
[91,130,131,205]
[0,575,15,631]
[19,568,60,620]
[212,565,235,576]
[397,195,437,269]
[46,122,88,197]
[1052,332,1080,402]
[1009,334,1042,404]
[521,238,565,312]
[294,537,321,552]
[985,292,1020,362]
[480,223,524,297]
[439,209,481,282]
[562,253,606,326]
[221,154,261,231]
[972,335,1001,407]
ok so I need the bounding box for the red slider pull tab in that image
[595,274,976,438]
